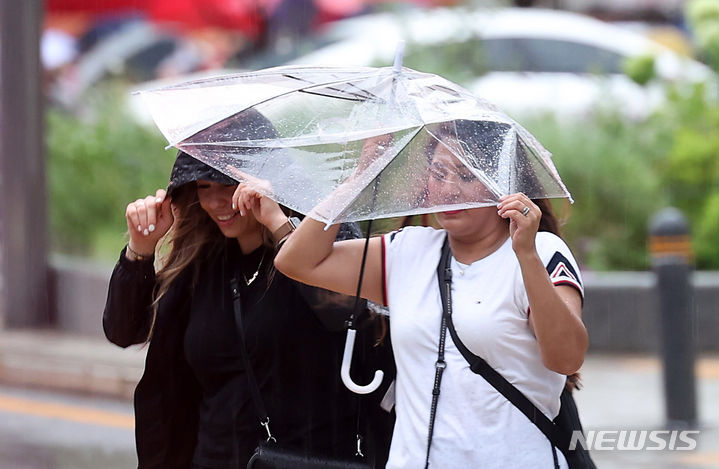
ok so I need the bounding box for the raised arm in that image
[498,194,588,375]
[103,189,174,347]
[274,218,385,306]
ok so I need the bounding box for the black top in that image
[103,235,394,469]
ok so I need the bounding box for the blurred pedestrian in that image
[274,126,588,468]
[102,112,393,468]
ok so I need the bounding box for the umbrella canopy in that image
[139,64,572,225]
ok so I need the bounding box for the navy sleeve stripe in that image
[545,251,582,289]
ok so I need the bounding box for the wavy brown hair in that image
[145,182,274,342]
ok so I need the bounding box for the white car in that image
[283,7,714,120]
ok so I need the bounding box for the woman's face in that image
[196,180,260,239]
[427,143,503,238]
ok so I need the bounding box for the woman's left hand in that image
[232,182,287,232]
[497,193,540,257]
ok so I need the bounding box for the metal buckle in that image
[260,418,276,443]
[355,434,364,457]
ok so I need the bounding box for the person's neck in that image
[448,227,508,265]
[235,231,264,255]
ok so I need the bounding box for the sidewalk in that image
[0,329,717,468]
[0,329,144,400]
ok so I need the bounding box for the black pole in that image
[0,0,49,328]
[648,207,697,428]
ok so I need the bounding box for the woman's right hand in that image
[125,189,174,256]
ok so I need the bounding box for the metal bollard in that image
[648,207,697,428]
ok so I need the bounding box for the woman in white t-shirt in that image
[264,126,588,469]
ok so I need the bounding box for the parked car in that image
[278,7,714,120]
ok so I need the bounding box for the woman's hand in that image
[125,189,173,257]
[231,182,287,234]
[497,193,540,257]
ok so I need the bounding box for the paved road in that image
[575,355,719,469]
[1,339,719,468]
[0,385,136,469]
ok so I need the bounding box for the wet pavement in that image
[0,384,136,469]
[0,330,718,468]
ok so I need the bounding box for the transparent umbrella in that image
[139,61,572,227]
[139,54,573,395]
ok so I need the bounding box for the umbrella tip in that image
[393,40,406,73]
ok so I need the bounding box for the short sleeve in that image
[536,232,584,298]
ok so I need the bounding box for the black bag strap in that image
[231,234,371,455]
[435,237,572,463]
[423,242,451,469]
[230,279,277,444]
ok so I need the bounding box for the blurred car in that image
[278,7,714,120]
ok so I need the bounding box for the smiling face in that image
[196,180,261,239]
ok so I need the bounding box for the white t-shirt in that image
[382,226,583,469]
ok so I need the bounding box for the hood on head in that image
[166,151,238,197]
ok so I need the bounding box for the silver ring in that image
[521,206,530,217]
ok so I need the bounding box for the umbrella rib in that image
[329,126,425,223]
[298,89,366,102]
[178,73,383,145]
[282,72,382,101]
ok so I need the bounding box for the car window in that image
[481,38,625,74]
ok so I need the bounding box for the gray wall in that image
[46,258,719,352]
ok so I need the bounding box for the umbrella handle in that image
[393,40,405,73]
[341,328,384,394]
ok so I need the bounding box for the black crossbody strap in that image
[435,237,571,463]
[423,239,452,469]
[230,279,276,443]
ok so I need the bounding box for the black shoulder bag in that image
[430,237,596,469]
[230,279,371,469]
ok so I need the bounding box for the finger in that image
[144,195,158,235]
[126,202,141,234]
[134,199,148,234]
[497,192,525,207]
[157,196,174,233]
[242,189,254,216]
[155,188,167,205]
[241,185,261,212]
[235,184,248,216]
[497,199,525,217]
[231,185,242,212]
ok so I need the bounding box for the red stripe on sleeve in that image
[381,235,388,307]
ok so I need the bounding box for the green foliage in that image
[622,54,656,86]
[522,110,667,270]
[651,82,719,268]
[522,80,719,270]
[46,83,172,260]
[46,79,719,271]
[687,0,719,71]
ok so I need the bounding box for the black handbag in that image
[230,278,371,469]
[432,237,597,469]
[247,444,372,469]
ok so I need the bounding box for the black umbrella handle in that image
[345,219,373,331]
